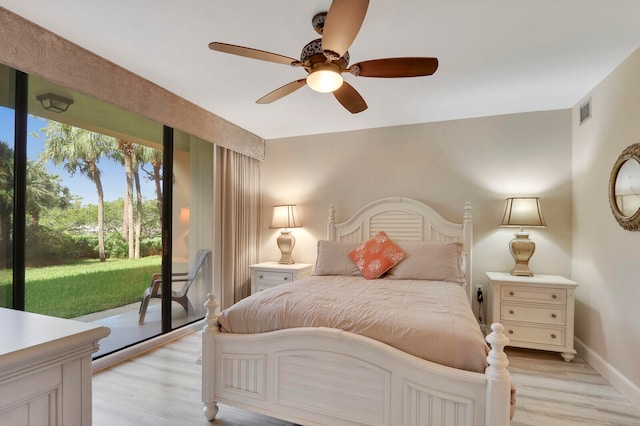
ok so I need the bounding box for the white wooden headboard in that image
[326,197,474,302]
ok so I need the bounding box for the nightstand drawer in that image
[255,270,294,286]
[250,263,313,295]
[256,283,278,292]
[501,303,565,326]
[503,323,565,347]
[502,286,566,305]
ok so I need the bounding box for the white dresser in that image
[486,272,578,362]
[250,262,313,294]
[0,308,110,425]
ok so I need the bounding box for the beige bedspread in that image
[217,276,489,373]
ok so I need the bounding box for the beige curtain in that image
[217,146,261,308]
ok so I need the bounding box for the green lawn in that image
[0,256,162,318]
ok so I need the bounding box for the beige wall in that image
[572,48,640,395]
[261,110,573,294]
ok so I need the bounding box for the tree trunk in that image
[90,162,106,262]
[119,140,134,258]
[0,210,9,268]
[122,192,130,240]
[152,160,163,223]
[134,167,142,259]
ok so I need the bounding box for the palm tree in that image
[0,141,14,267]
[40,122,117,262]
[26,159,74,225]
[139,147,163,222]
[131,145,147,259]
[0,142,73,267]
[112,141,157,259]
[115,139,135,258]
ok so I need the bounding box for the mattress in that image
[217,275,489,373]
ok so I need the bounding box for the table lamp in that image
[500,197,546,276]
[269,204,302,264]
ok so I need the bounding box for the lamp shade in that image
[178,208,190,226]
[270,205,302,229]
[500,197,546,228]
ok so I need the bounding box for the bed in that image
[202,197,512,425]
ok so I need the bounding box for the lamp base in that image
[276,231,296,264]
[511,263,534,277]
[509,232,535,277]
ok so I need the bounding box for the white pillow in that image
[312,240,362,276]
[385,241,465,284]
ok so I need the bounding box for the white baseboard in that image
[574,337,640,407]
[92,320,203,372]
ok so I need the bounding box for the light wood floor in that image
[92,331,640,426]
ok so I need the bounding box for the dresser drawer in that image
[504,323,565,347]
[501,286,566,305]
[501,303,565,326]
[255,270,294,286]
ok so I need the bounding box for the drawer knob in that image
[509,310,515,315]
[259,275,264,279]
[508,329,514,334]
[509,291,515,296]
[284,277,289,281]
[551,333,557,339]
[552,294,558,299]
[551,313,557,319]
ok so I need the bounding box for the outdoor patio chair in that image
[138,249,211,324]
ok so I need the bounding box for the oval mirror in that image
[609,143,640,231]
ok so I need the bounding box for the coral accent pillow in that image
[349,231,406,279]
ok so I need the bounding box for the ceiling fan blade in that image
[333,82,367,114]
[256,79,307,104]
[350,57,439,78]
[322,0,369,59]
[209,42,297,66]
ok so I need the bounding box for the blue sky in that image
[0,107,157,205]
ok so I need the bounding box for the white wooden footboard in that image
[202,293,511,426]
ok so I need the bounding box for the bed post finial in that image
[463,202,473,302]
[485,323,509,379]
[328,204,336,241]
[202,292,220,420]
[485,322,512,426]
[464,201,472,223]
[204,293,219,332]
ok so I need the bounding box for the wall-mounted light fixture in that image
[36,93,74,113]
[269,204,303,264]
[500,197,546,276]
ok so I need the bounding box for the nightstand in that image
[486,272,578,362]
[250,262,313,294]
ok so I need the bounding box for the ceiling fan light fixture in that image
[306,69,343,93]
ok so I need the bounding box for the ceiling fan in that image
[209,0,438,114]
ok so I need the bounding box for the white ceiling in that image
[3,0,640,140]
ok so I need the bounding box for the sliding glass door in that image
[169,129,213,330]
[1,64,213,358]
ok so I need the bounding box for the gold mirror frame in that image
[609,143,640,231]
